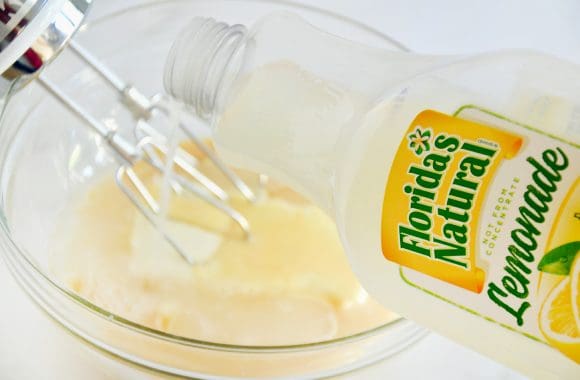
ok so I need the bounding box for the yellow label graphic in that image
[382,105,579,364]
[382,110,523,293]
[545,179,580,256]
[538,179,580,363]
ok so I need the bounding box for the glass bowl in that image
[0,0,426,378]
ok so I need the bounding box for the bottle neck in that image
[164,18,247,120]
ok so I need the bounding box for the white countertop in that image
[2,0,579,379]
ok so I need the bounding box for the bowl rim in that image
[0,0,417,354]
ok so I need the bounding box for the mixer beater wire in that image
[35,40,257,264]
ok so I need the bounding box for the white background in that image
[2,0,579,379]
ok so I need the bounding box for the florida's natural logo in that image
[382,110,526,294]
[407,127,433,155]
[399,124,498,276]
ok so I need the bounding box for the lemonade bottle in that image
[164,13,580,378]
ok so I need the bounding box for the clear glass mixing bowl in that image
[0,1,426,378]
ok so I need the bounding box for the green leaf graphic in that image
[537,241,580,275]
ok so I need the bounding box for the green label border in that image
[397,103,578,345]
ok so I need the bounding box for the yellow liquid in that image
[49,142,396,346]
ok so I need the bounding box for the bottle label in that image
[381,106,579,363]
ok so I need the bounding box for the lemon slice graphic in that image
[539,256,580,364]
[572,255,580,335]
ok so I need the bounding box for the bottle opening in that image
[164,17,247,120]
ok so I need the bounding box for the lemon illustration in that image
[544,179,579,256]
[572,254,580,334]
[539,256,580,364]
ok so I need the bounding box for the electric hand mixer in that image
[0,0,257,263]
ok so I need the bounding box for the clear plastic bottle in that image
[164,12,580,378]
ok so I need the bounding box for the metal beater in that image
[0,0,256,263]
